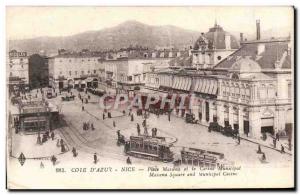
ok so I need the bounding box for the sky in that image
[6,6,294,40]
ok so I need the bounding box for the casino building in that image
[144,21,293,139]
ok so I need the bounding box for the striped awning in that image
[159,74,172,88]
[172,76,191,91]
[194,78,218,95]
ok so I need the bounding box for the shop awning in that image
[194,78,218,95]
[172,76,191,91]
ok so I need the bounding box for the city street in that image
[40,88,293,168]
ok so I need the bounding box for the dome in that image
[194,23,240,50]
[230,58,262,73]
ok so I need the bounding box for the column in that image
[201,100,206,124]
[238,106,244,133]
[275,106,286,133]
[249,107,261,138]
[209,101,214,123]
[216,101,224,127]
[229,105,234,126]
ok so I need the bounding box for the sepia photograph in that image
[5,6,295,189]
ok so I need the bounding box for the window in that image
[75,71,77,75]
[235,87,240,97]
[217,56,222,60]
[128,76,132,81]
[10,72,12,77]
[60,71,62,75]
[88,70,90,74]
[259,85,266,99]
[81,71,84,75]
[21,64,23,68]
[267,85,275,98]
[93,70,96,74]
[69,71,72,76]
[10,65,12,68]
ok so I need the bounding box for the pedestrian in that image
[72,147,77,157]
[281,145,285,153]
[144,126,148,136]
[82,105,85,111]
[168,112,171,122]
[288,138,292,151]
[276,132,280,141]
[108,112,111,118]
[93,153,98,164]
[42,134,47,143]
[261,153,266,162]
[91,123,95,130]
[131,114,134,122]
[56,139,60,147]
[40,161,44,169]
[61,143,66,153]
[60,139,64,146]
[151,128,155,138]
[86,99,88,104]
[237,135,241,145]
[257,145,262,154]
[81,98,84,103]
[88,95,90,99]
[273,138,277,148]
[37,134,42,145]
[123,110,126,115]
[113,121,116,128]
[137,123,140,135]
[51,155,57,166]
[51,131,55,140]
[83,122,86,131]
[126,157,132,165]
[103,113,105,120]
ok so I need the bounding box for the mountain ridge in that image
[8,20,290,55]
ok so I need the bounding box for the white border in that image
[1,0,299,194]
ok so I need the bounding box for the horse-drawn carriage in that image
[185,113,198,124]
[208,122,223,132]
[221,125,238,137]
[61,95,75,101]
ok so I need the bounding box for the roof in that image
[214,38,291,70]
[168,51,192,67]
[194,24,239,50]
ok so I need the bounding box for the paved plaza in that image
[9,88,292,168]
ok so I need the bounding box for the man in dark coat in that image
[276,132,280,141]
[93,153,98,164]
[137,123,140,135]
[257,145,262,154]
[51,131,55,140]
[273,138,277,148]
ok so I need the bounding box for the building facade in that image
[7,50,29,93]
[144,23,293,139]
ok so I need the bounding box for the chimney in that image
[256,20,261,40]
[240,33,244,42]
[225,34,231,50]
